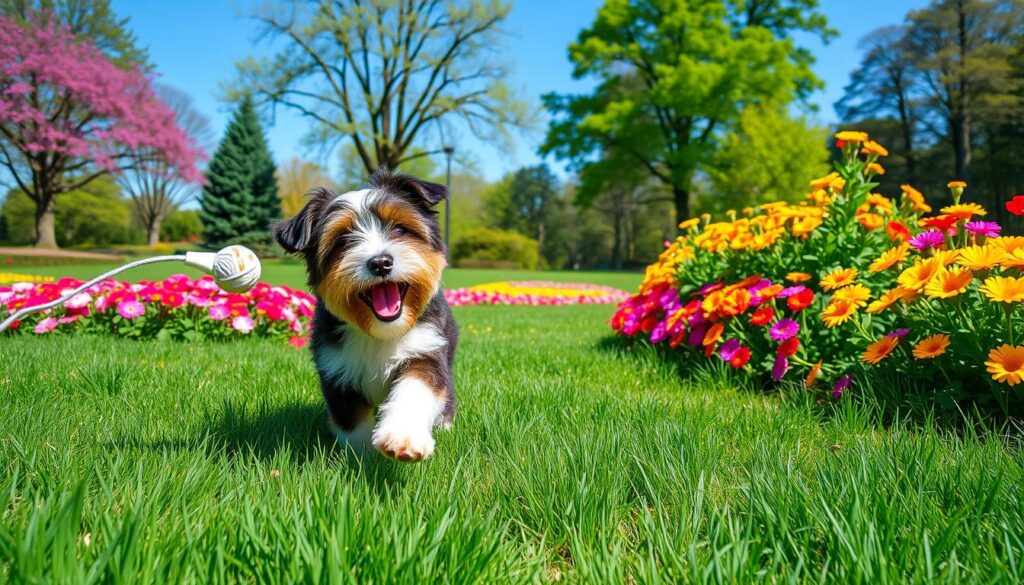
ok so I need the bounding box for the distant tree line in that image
[836,0,1024,230]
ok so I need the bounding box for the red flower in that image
[750,306,775,326]
[729,346,751,368]
[835,139,847,149]
[777,337,799,357]
[288,336,309,349]
[921,215,959,231]
[787,289,815,312]
[885,221,911,243]
[1007,195,1024,216]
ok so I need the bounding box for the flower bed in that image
[444,281,631,306]
[612,131,1024,415]
[1,274,314,347]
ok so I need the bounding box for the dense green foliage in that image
[542,0,833,226]
[0,177,140,247]
[159,209,203,243]
[2,266,1023,582]
[199,96,280,251]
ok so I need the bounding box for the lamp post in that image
[443,145,454,256]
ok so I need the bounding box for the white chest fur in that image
[317,322,445,405]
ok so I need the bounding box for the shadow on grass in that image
[107,399,405,488]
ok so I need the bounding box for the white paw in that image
[371,424,435,461]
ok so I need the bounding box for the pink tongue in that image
[370,282,401,318]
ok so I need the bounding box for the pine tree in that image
[200,95,280,250]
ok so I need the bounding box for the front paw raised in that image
[371,425,435,461]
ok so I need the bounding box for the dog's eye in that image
[392,225,408,236]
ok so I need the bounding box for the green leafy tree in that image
[702,102,829,212]
[487,164,566,266]
[234,0,532,176]
[542,0,833,227]
[199,96,280,250]
[1,176,139,246]
[160,209,203,243]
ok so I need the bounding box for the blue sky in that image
[112,0,931,183]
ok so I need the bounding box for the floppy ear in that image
[371,167,447,206]
[273,188,334,254]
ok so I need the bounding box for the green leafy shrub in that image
[452,227,540,270]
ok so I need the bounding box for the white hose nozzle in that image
[185,245,262,293]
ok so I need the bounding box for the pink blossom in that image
[208,304,230,321]
[34,317,57,334]
[116,300,145,319]
[231,315,255,334]
[288,336,309,349]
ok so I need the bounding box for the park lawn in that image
[2,268,1024,582]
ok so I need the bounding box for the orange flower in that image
[786,272,812,283]
[862,335,900,364]
[923,268,973,299]
[833,284,871,307]
[897,258,943,291]
[861,140,888,157]
[867,287,911,314]
[985,345,1024,386]
[750,306,774,326]
[822,299,856,328]
[866,162,885,175]
[869,244,909,272]
[940,203,985,217]
[857,212,884,230]
[821,268,858,291]
[809,172,841,190]
[836,130,869,143]
[913,334,950,359]
[805,359,823,388]
[900,184,932,214]
[947,180,967,189]
[703,322,725,347]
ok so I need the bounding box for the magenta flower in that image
[777,285,807,299]
[34,317,57,334]
[965,221,1001,239]
[719,338,741,361]
[231,315,255,334]
[909,230,945,250]
[772,354,789,381]
[833,374,853,399]
[208,304,230,321]
[770,318,799,341]
[116,300,145,319]
[887,328,910,340]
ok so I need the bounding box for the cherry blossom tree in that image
[0,14,202,248]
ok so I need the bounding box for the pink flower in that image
[116,300,145,319]
[909,230,945,250]
[231,315,255,333]
[64,292,92,309]
[965,221,1001,239]
[288,336,309,349]
[208,304,230,321]
[34,317,57,334]
[770,319,799,341]
[772,355,790,381]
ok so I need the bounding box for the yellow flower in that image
[821,267,858,291]
[867,287,912,314]
[862,335,900,364]
[1000,248,1024,269]
[866,162,885,175]
[957,245,1005,270]
[869,244,909,272]
[913,334,950,359]
[833,284,871,307]
[980,276,1024,303]
[923,268,974,299]
[678,218,701,230]
[900,184,932,214]
[897,258,943,291]
[934,249,961,267]
[786,272,813,283]
[809,172,841,190]
[822,299,857,328]
[992,236,1024,253]
[836,130,869,142]
[866,193,893,212]
[940,203,986,217]
[861,140,888,157]
[947,181,967,189]
[985,345,1024,386]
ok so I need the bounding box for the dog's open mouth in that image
[359,282,409,322]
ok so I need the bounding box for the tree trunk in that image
[147,217,163,246]
[672,185,690,230]
[33,194,58,249]
[611,202,623,270]
[951,113,972,184]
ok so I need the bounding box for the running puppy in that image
[273,168,457,461]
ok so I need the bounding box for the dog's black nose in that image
[367,254,393,276]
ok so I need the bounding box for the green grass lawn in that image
[3,267,1024,583]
